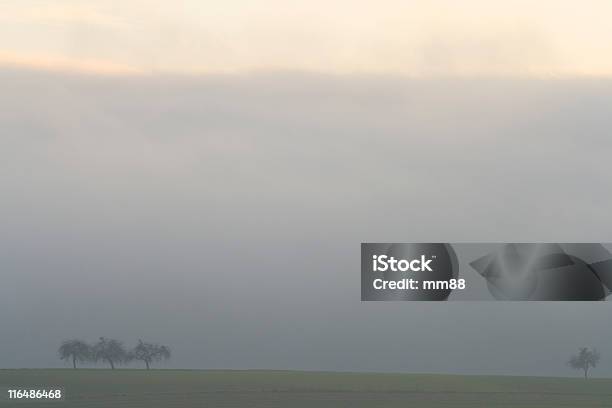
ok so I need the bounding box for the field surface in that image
[1,369,612,407]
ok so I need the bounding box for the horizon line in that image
[0,367,608,379]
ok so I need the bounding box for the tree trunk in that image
[584,367,588,379]
[145,360,150,370]
[109,359,115,370]
[73,356,76,369]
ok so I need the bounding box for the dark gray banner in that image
[361,243,612,301]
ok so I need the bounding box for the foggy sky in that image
[1,69,612,376]
[3,1,612,76]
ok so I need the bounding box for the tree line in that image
[58,340,599,377]
[58,337,170,370]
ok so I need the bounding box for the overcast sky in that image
[2,0,612,377]
[2,0,612,76]
[1,68,612,376]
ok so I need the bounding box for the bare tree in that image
[130,339,171,369]
[568,347,601,379]
[58,340,91,369]
[92,337,128,369]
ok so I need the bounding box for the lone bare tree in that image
[58,339,91,369]
[130,339,171,369]
[568,347,601,379]
[92,337,128,369]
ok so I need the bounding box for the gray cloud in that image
[1,69,612,375]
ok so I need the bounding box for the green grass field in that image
[1,369,611,407]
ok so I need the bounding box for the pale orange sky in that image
[1,0,612,76]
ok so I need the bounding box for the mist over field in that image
[1,69,612,376]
